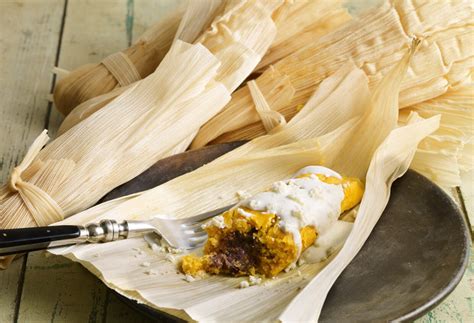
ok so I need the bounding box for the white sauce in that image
[302,220,353,263]
[294,166,342,179]
[238,166,345,260]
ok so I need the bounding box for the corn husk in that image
[53,0,223,115]
[0,0,284,268]
[49,45,439,321]
[191,0,473,189]
[256,0,351,71]
[55,0,350,134]
[402,84,474,188]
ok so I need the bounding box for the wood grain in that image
[460,170,473,231]
[18,252,108,323]
[0,0,65,321]
[18,1,184,322]
[47,0,130,137]
[18,1,132,322]
[0,0,64,181]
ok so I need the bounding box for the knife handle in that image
[0,225,88,256]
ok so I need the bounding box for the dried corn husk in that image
[0,0,284,268]
[56,0,350,134]
[53,0,223,115]
[256,0,351,71]
[402,84,474,188]
[49,45,439,321]
[191,1,473,188]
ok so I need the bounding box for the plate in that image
[100,142,470,322]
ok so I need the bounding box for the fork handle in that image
[0,225,87,256]
[0,220,153,256]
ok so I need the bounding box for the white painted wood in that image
[0,0,64,181]
[18,252,108,323]
[460,170,473,231]
[0,0,64,321]
[48,0,130,137]
[132,0,184,42]
[0,257,24,323]
[17,1,130,322]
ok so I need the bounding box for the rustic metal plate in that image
[101,142,470,322]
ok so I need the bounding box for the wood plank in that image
[132,0,184,42]
[0,0,64,182]
[0,0,65,322]
[48,0,131,137]
[18,1,132,322]
[460,170,473,231]
[0,257,26,323]
[18,252,108,323]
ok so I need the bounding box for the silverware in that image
[0,205,234,256]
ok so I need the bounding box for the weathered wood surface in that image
[0,0,65,322]
[0,1,472,322]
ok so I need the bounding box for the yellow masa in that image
[182,172,364,277]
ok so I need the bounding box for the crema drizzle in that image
[237,166,345,260]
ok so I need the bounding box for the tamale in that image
[55,0,350,134]
[181,167,364,278]
[53,0,223,115]
[0,0,285,268]
[49,45,439,321]
[192,0,473,149]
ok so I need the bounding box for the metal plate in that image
[101,142,470,322]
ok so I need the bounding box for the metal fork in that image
[0,205,234,256]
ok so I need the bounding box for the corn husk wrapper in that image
[256,0,351,71]
[191,0,473,188]
[56,0,351,135]
[53,0,223,115]
[402,84,474,188]
[49,46,439,321]
[0,0,284,268]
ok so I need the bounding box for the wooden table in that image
[0,1,472,322]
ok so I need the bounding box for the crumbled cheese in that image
[236,190,251,200]
[249,199,261,209]
[169,247,183,254]
[237,207,254,217]
[150,244,162,253]
[165,253,177,264]
[271,181,289,194]
[297,270,302,277]
[203,215,226,229]
[297,257,306,266]
[184,274,196,282]
[284,263,297,272]
[140,262,151,267]
[249,276,262,286]
[239,280,250,289]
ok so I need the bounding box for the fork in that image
[0,205,234,256]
